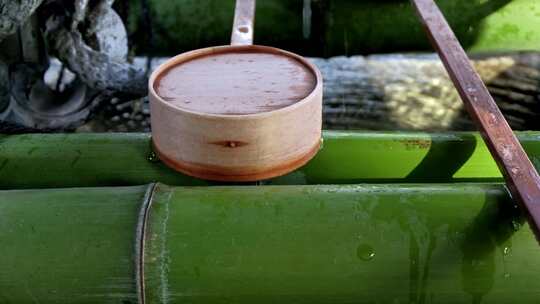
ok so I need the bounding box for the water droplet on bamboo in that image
[147,151,159,163]
[356,244,375,261]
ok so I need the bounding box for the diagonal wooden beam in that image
[410,0,540,238]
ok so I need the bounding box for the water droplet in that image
[504,273,511,279]
[503,247,511,256]
[147,151,159,163]
[356,244,375,261]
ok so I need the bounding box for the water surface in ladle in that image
[155,51,316,115]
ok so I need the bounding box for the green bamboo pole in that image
[1,183,539,302]
[143,184,539,303]
[2,132,540,189]
[0,185,151,303]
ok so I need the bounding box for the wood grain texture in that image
[230,0,256,46]
[312,53,540,131]
[149,45,322,182]
[152,138,321,182]
[155,51,316,115]
[411,0,540,237]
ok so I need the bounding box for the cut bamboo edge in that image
[411,0,540,239]
[2,183,540,303]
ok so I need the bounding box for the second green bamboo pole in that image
[3,132,540,189]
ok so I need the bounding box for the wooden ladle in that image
[149,0,323,182]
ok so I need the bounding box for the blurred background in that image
[1,0,540,133]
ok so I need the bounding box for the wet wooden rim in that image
[148,44,323,119]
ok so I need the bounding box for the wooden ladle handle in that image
[230,0,256,45]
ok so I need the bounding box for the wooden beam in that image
[411,0,540,238]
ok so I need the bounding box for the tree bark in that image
[3,51,540,132]
[88,53,540,132]
[312,52,540,131]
